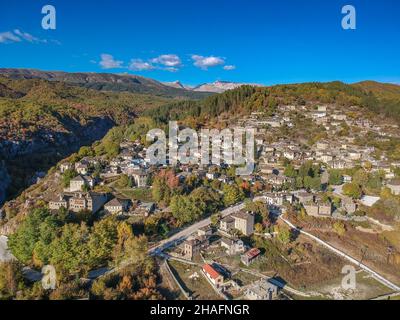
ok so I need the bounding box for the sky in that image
[0,0,399,86]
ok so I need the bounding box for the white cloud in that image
[164,67,179,72]
[192,55,225,70]
[0,31,21,43]
[129,59,155,71]
[95,53,231,73]
[0,29,58,44]
[129,55,181,72]
[151,54,182,67]
[14,29,41,43]
[223,65,236,71]
[99,54,123,69]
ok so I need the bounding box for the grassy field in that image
[115,187,154,202]
[168,260,222,300]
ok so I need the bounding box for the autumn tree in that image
[343,183,362,199]
[333,221,346,237]
[223,184,245,207]
[0,261,24,300]
[87,216,118,267]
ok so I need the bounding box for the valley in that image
[0,72,175,202]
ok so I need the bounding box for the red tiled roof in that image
[202,264,221,280]
[245,248,261,259]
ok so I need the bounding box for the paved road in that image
[100,202,247,277]
[0,235,15,262]
[147,195,269,255]
[279,216,400,292]
[148,202,246,255]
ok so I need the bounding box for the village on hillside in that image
[2,102,400,300]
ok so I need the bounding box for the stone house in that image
[387,180,400,196]
[241,248,261,266]
[246,280,280,300]
[197,226,213,237]
[264,193,285,206]
[75,163,89,175]
[69,175,95,192]
[104,198,129,214]
[220,238,245,256]
[183,236,209,260]
[231,211,255,236]
[60,163,73,173]
[49,194,69,210]
[135,202,155,217]
[68,192,108,214]
[219,216,235,233]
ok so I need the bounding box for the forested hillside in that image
[1,75,399,203]
[144,81,400,124]
[0,69,212,99]
[0,77,170,201]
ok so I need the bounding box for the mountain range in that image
[0,69,212,99]
[163,80,263,93]
[0,69,264,96]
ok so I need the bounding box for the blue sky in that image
[0,0,399,86]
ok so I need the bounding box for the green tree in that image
[32,215,61,266]
[170,195,204,226]
[190,187,222,214]
[276,225,291,245]
[342,183,362,199]
[8,208,53,264]
[210,213,221,226]
[61,169,78,188]
[254,223,264,234]
[333,221,346,237]
[87,217,118,267]
[284,164,297,178]
[78,146,94,158]
[353,169,369,186]
[223,184,245,207]
[329,169,343,185]
[48,223,90,277]
[304,176,321,191]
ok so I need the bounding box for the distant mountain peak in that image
[193,80,263,93]
[162,80,186,90]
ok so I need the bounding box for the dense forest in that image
[0,76,170,133]
[144,81,400,125]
